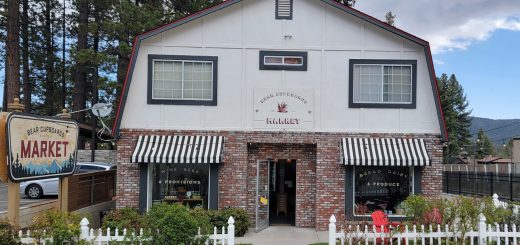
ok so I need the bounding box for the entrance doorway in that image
[269,159,296,226]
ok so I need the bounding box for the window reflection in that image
[354,167,412,216]
[152,164,209,209]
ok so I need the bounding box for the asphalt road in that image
[0,182,56,213]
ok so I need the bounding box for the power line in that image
[471,120,520,136]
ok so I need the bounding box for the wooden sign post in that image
[5,98,25,225]
[3,103,79,225]
[1,112,19,225]
[57,109,72,211]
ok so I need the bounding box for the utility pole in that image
[91,68,98,162]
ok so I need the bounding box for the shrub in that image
[0,218,20,245]
[102,208,144,232]
[454,196,480,232]
[208,208,250,237]
[400,195,429,224]
[30,209,82,245]
[144,203,211,245]
[481,197,512,225]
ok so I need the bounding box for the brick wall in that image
[116,129,443,230]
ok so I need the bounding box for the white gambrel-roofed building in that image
[113,0,447,230]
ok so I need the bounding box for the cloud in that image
[355,0,520,54]
[433,59,445,65]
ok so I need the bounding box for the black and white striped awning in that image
[131,135,224,164]
[340,138,430,166]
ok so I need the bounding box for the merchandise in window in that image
[354,166,412,216]
[152,164,209,209]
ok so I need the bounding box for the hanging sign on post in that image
[6,112,79,182]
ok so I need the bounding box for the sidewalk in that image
[236,226,329,245]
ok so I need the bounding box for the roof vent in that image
[276,0,293,20]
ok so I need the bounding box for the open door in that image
[255,159,270,232]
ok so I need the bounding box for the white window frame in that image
[151,59,214,101]
[353,64,413,105]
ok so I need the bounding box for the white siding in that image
[120,0,441,135]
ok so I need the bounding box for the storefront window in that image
[152,164,209,209]
[354,167,412,216]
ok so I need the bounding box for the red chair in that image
[371,210,402,244]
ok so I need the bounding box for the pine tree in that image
[21,0,31,112]
[73,0,88,126]
[5,0,21,107]
[385,11,396,26]
[476,128,495,159]
[497,139,513,158]
[0,0,5,111]
[336,0,356,7]
[26,0,65,116]
[438,74,472,162]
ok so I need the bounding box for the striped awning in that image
[340,138,430,166]
[131,135,224,164]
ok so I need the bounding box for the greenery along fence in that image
[443,170,520,201]
[329,194,520,245]
[16,216,236,245]
[1,203,249,245]
[329,214,520,245]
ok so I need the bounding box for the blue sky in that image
[2,1,520,119]
[355,0,520,119]
[434,30,520,119]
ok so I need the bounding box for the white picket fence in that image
[329,194,520,245]
[329,214,520,245]
[493,193,520,214]
[18,216,235,245]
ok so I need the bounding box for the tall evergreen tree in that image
[22,0,31,112]
[385,11,396,26]
[5,0,21,107]
[438,73,472,162]
[476,128,495,159]
[44,0,56,114]
[0,1,6,111]
[28,0,64,116]
[497,139,513,158]
[336,0,356,7]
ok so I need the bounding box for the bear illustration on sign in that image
[277,102,288,113]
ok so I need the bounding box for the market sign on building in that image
[254,88,314,129]
[6,113,79,182]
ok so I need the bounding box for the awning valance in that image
[340,138,430,166]
[131,135,224,164]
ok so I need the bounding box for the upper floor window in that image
[260,51,307,71]
[148,55,218,106]
[349,60,417,109]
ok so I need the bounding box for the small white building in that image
[113,0,447,230]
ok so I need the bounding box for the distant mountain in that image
[470,117,520,146]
